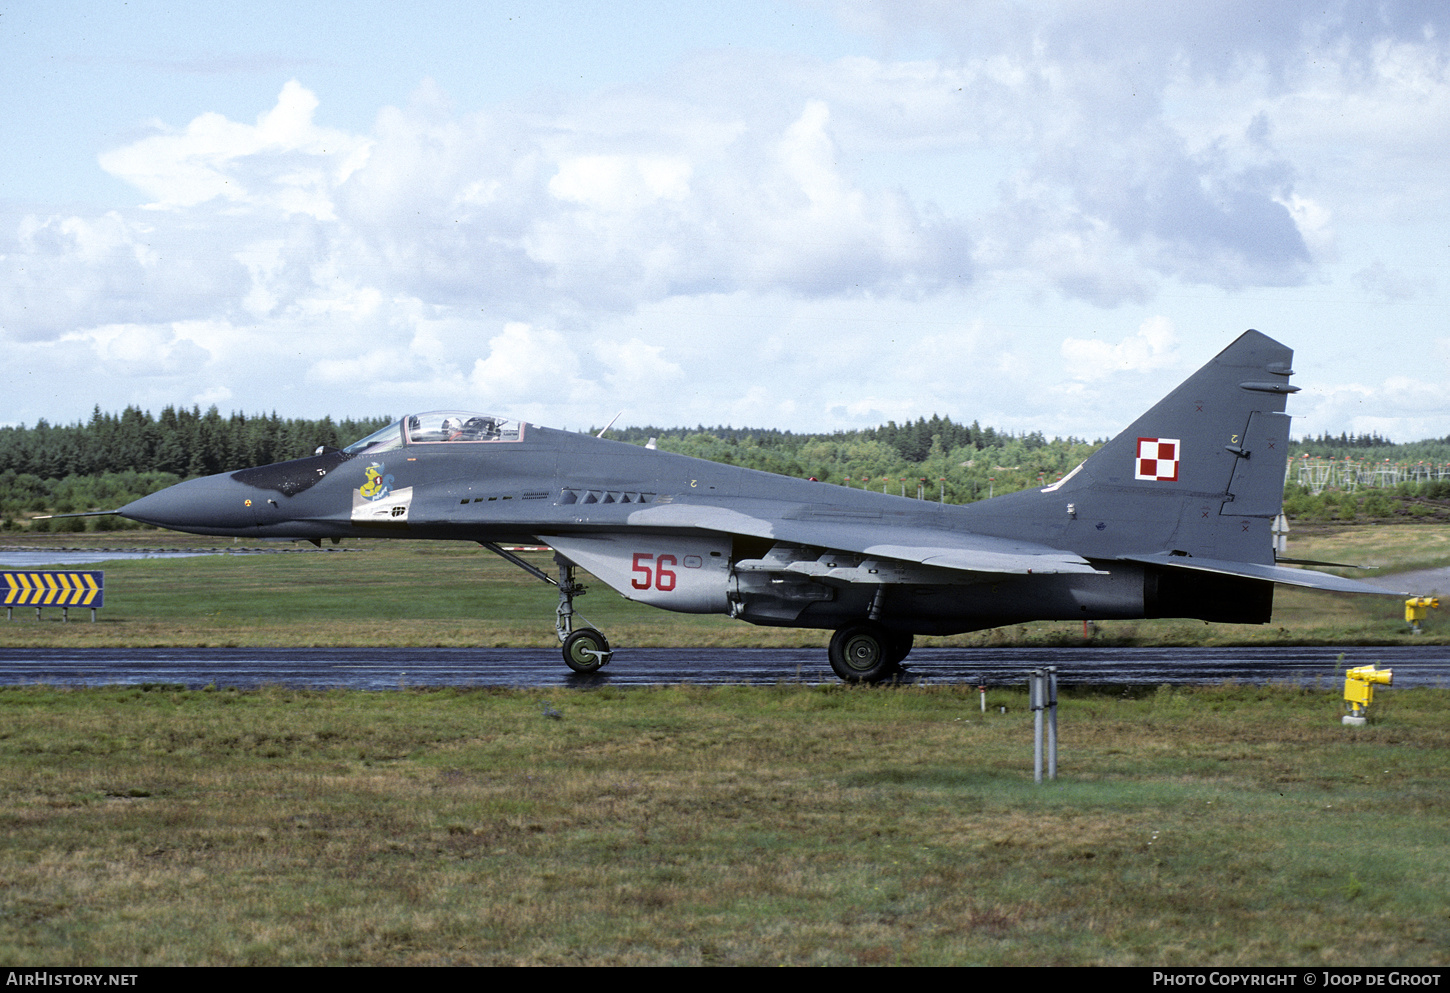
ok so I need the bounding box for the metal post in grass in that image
[1029,668,1059,783]
[1047,666,1058,781]
[1031,669,1044,783]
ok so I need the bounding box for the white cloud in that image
[549,155,692,210]
[1295,375,1450,440]
[193,385,234,408]
[470,322,589,404]
[5,8,1450,443]
[822,3,1450,298]
[1275,193,1335,260]
[595,338,685,394]
[1353,259,1435,301]
[83,323,211,376]
[98,80,369,218]
[1061,317,1181,381]
[311,348,419,388]
[0,211,220,341]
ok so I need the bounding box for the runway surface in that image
[0,645,1445,690]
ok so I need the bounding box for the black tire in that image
[885,631,914,668]
[827,623,897,683]
[562,629,611,674]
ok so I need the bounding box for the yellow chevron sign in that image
[2,571,104,607]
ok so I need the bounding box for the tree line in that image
[605,415,1088,465]
[0,405,392,480]
[1292,434,1450,463]
[0,406,391,530]
[602,418,1102,504]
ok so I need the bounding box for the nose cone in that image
[119,474,260,535]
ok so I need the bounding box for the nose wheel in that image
[562,628,612,673]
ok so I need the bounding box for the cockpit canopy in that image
[343,411,524,454]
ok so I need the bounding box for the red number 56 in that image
[631,553,677,591]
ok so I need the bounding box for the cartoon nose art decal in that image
[360,462,394,501]
[353,462,412,526]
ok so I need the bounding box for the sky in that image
[2,0,1447,444]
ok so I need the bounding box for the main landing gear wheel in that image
[827,623,901,683]
[562,628,612,674]
[885,632,914,668]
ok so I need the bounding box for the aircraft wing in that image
[620,500,1101,576]
[1117,552,1409,596]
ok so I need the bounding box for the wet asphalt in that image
[0,644,1444,690]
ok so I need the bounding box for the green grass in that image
[0,536,788,649]
[0,682,1445,965]
[2,530,1445,965]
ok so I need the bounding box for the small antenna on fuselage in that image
[596,411,623,438]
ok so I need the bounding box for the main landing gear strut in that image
[480,543,613,674]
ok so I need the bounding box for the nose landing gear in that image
[479,542,613,674]
[555,560,612,673]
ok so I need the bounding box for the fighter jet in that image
[115,330,1399,681]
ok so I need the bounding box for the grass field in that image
[0,681,1445,966]
[0,523,1446,648]
[0,528,1447,965]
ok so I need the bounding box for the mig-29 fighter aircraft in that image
[114,330,1400,681]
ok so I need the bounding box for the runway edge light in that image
[1342,664,1392,726]
[1404,596,1439,634]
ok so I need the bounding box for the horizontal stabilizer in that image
[1274,556,1370,569]
[1118,553,1408,596]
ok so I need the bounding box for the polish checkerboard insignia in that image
[1136,437,1180,481]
